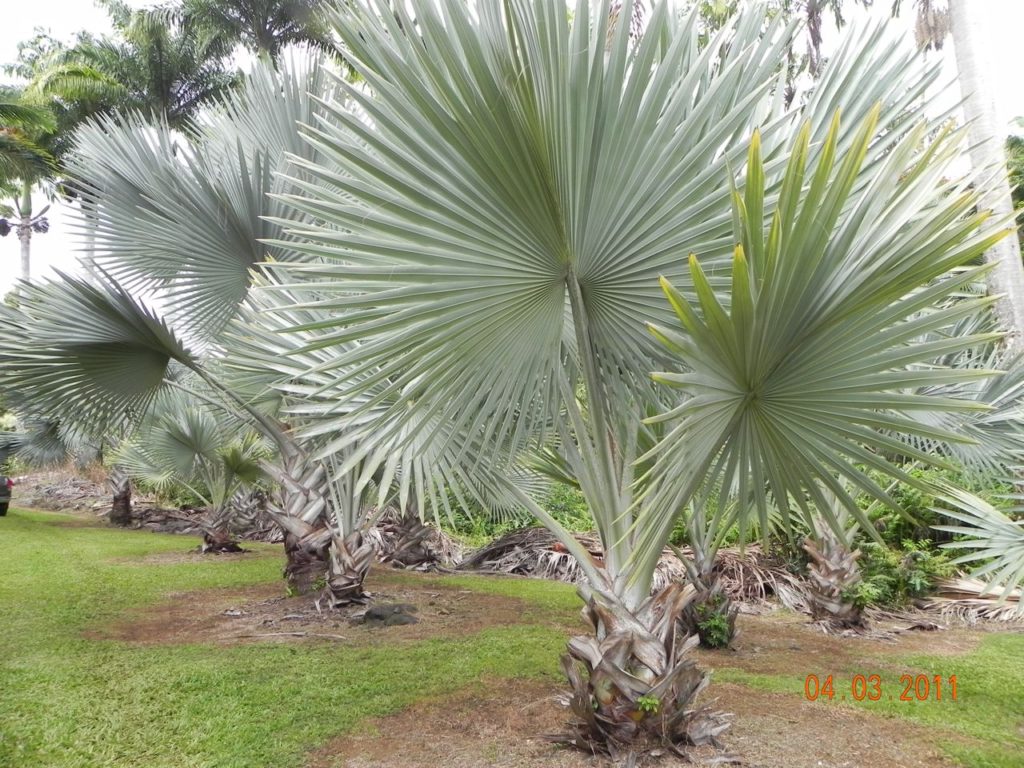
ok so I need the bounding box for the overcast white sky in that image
[2,1,1024,295]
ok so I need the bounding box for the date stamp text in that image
[803,674,958,702]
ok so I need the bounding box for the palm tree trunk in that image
[16,181,32,282]
[262,451,372,603]
[803,528,865,629]
[557,584,729,759]
[108,466,132,526]
[949,0,1024,350]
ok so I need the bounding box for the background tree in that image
[30,0,237,132]
[183,0,334,58]
[946,0,1024,349]
[0,89,56,281]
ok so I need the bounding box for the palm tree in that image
[115,388,270,548]
[947,0,1024,350]
[7,56,359,594]
[30,0,237,133]
[183,0,334,58]
[258,0,1011,755]
[0,56,496,603]
[0,91,56,282]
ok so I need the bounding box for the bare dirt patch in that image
[304,678,959,768]
[89,568,579,647]
[696,610,985,679]
[706,682,961,768]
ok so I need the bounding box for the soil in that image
[694,609,986,678]
[89,565,993,768]
[305,678,961,768]
[88,568,582,647]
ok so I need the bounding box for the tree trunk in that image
[16,181,32,283]
[375,507,443,568]
[282,522,332,594]
[108,467,133,527]
[263,451,373,604]
[322,530,374,607]
[803,531,865,630]
[949,0,1024,350]
[555,583,729,759]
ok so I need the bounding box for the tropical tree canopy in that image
[256,0,993,588]
[29,0,237,131]
[183,0,335,57]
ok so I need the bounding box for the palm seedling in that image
[261,0,1011,755]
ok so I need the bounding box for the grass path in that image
[0,509,571,768]
[1,507,1021,768]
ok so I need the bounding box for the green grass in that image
[4,507,1021,768]
[712,632,1024,768]
[0,509,569,768]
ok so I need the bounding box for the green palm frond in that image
[115,388,269,508]
[0,416,100,468]
[226,279,542,528]
[0,131,55,180]
[638,110,1007,585]
[0,98,56,132]
[29,63,132,106]
[183,0,336,57]
[895,310,1024,475]
[270,1,795,460]
[269,0,946,470]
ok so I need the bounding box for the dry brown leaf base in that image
[551,583,731,762]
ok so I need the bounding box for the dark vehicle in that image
[0,476,12,515]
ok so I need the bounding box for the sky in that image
[2,1,1024,295]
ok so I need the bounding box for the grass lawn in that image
[1,507,1021,767]
[0,509,572,768]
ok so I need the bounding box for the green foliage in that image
[27,1,238,133]
[844,539,954,609]
[866,465,1013,546]
[0,509,573,768]
[635,694,660,715]
[182,0,335,58]
[540,483,592,532]
[694,598,732,649]
[442,481,593,547]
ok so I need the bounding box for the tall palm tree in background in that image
[946,0,1024,350]
[30,0,237,132]
[0,91,56,282]
[183,0,334,58]
[259,0,1012,755]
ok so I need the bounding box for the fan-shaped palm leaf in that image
[66,55,338,341]
[0,273,195,434]
[933,484,1024,613]
[271,0,942,477]
[640,111,1006,588]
